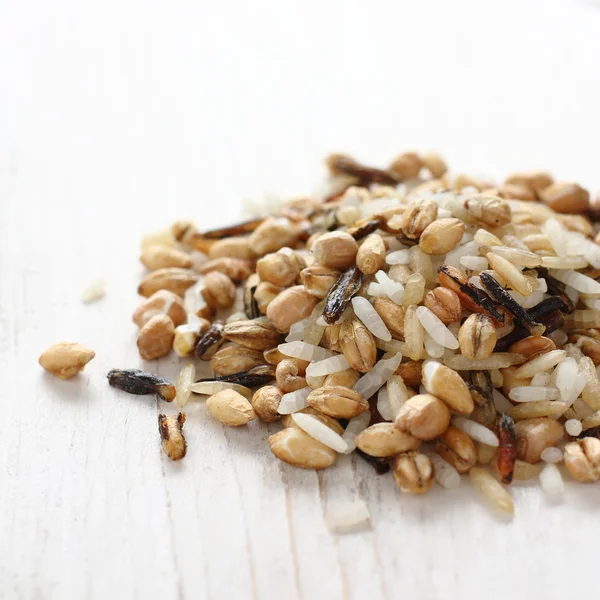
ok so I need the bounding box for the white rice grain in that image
[429,453,461,490]
[444,240,481,269]
[306,354,350,377]
[480,245,541,267]
[416,306,459,349]
[409,246,435,282]
[341,411,371,453]
[452,416,499,447]
[303,302,327,346]
[539,462,564,497]
[474,228,502,246]
[579,357,600,410]
[509,386,560,402]
[541,447,563,463]
[376,386,393,421]
[543,218,568,257]
[486,252,532,296]
[326,501,372,533]
[424,332,445,358]
[354,353,403,399]
[367,282,388,297]
[514,350,566,378]
[278,341,334,362]
[468,275,484,290]
[549,269,600,295]
[582,296,600,311]
[386,249,411,265]
[508,289,545,309]
[565,419,583,437]
[402,273,426,307]
[555,358,579,403]
[530,373,551,387]
[470,467,514,514]
[81,279,106,303]
[502,234,531,252]
[286,318,310,342]
[183,280,207,315]
[460,256,488,271]
[352,297,392,341]
[175,362,196,407]
[374,270,404,304]
[565,231,600,268]
[277,387,312,414]
[387,375,410,418]
[541,256,588,270]
[292,413,348,453]
[190,381,252,399]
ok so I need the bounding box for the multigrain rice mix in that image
[41,151,600,515]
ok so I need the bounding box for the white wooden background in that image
[2,1,600,598]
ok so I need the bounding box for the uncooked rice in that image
[85,149,600,521]
[81,279,106,303]
[352,296,392,341]
[291,413,348,452]
[326,501,372,533]
[540,447,563,463]
[429,453,461,490]
[277,387,312,414]
[539,463,565,497]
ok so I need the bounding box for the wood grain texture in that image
[2,1,600,598]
